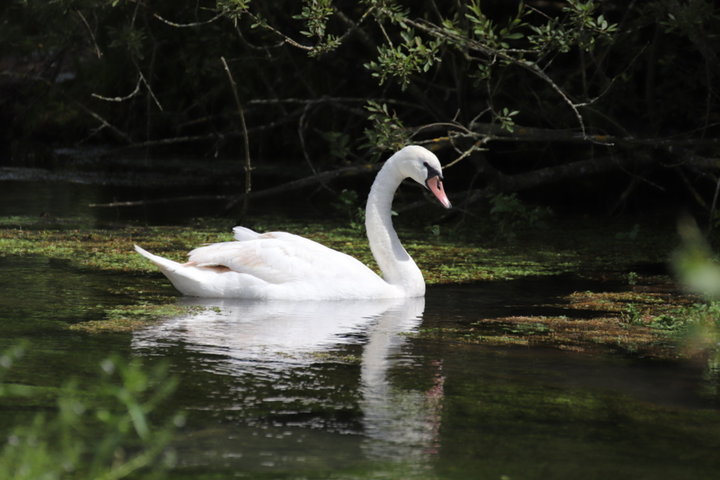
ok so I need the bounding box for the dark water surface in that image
[1,255,719,479]
[1,179,719,479]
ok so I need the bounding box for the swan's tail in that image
[134,245,184,272]
[134,245,258,298]
[134,244,206,295]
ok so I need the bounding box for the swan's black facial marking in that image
[423,161,452,208]
[423,161,443,181]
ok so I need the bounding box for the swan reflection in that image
[132,296,443,466]
[132,298,413,363]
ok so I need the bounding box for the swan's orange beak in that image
[426,176,452,209]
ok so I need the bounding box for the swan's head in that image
[395,145,452,209]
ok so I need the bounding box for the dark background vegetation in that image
[1,0,719,223]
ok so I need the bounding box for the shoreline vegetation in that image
[2,211,717,363]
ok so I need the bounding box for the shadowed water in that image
[2,253,720,478]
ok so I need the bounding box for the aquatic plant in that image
[0,346,182,480]
[71,303,210,334]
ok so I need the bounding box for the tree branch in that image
[223,163,379,211]
[153,12,224,28]
[221,56,253,217]
[401,18,590,138]
[92,76,142,102]
[0,71,133,143]
[89,163,380,209]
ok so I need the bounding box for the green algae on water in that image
[0,214,677,283]
[70,303,208,333]
[2,212,705,359]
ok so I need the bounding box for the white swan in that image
[134,145,451,300]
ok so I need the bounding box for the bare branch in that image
[89,194,228,209]
[135,60,164,111]
[153,12,223,28]
[89,163,380,209]
[442,139,490,170]
[1,71,132,143]
[334,6,377,47]
[92,77,142,102]
[239,10,314,51]
[114,110,305,151]
[415,121,720,152]
[401,18,592,138]
[224,163,380,211]
[76,9,103,59]
[221,56,253,216]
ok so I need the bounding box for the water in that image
[1,255,719,478]
[1,179,720,478]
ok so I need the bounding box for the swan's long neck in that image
[365,159,425,296]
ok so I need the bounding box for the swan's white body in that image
[134,145,451,300]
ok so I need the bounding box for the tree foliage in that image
[1,1,719,214]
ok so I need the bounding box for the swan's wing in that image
[232,226,261,241]
[187,231,379,284]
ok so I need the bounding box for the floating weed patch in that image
[0,222,233,273]
[498,321,554,336]
[411,241,582,283]
[564,290,674,313]
[0,213,700,354]
[415,326,531,347]
[308,352,363,364]
[0,213,678,284]
[70,303,208,333]
[418,313,671,356]
[0,218,587,283]
[413,277,705,359]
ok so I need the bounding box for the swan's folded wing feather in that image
[187,232,380,285]
[232,226,261,241]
